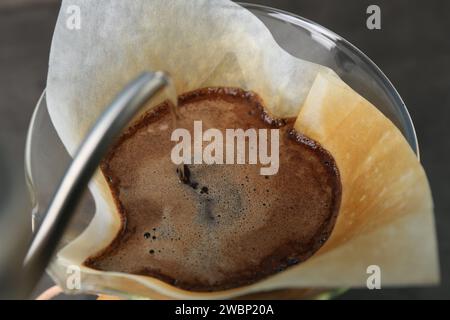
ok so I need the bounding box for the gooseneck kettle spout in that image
[22,72,169,296]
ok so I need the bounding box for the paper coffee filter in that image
[47,0,329,156]
[292,72,438,286]
[45,0,438,299]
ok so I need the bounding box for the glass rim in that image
[239,2,419,158]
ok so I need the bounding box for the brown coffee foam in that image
[85,88,341,291]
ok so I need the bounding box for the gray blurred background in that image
[0,0,448,299]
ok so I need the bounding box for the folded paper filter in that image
[46,0,439,299]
